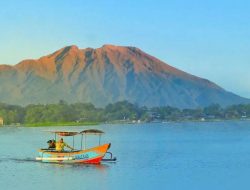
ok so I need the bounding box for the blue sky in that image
[0,0,250,97]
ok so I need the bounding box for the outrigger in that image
[36,129,116,164]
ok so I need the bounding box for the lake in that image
[1,121,250,190]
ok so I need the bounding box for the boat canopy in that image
[45,129,104,136]
[48,131,79,136]
[79,129,104,135]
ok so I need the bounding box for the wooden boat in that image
[36,129,115,164]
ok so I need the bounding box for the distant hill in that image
[0,44,249,108]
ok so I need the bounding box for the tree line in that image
[0,100,250,125]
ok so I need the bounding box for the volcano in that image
[0,45,248,108]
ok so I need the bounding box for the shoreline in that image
[1,118,250,127]
[23,121,99,127]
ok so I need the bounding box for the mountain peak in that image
[99,44,129,52]
[58,45,79,55]
[65,45,79,53]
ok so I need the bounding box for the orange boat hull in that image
[36,143,110,164]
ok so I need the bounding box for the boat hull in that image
[36,143,110,164]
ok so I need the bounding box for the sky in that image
[0,0,250,98]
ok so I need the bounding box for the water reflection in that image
[38,162,110,170]
[0,156,110,172]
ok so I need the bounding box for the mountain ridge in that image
[0,44,248,108]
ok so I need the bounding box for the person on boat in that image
[47,140,56,149]
[56,138,74,152]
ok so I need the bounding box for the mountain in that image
[0,45,249,108]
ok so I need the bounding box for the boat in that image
[36,129,116,164]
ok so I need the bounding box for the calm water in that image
[1,121,250,190]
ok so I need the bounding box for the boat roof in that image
[45,129,104,136]
[47,131,79,136]
[79,129,104,135]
